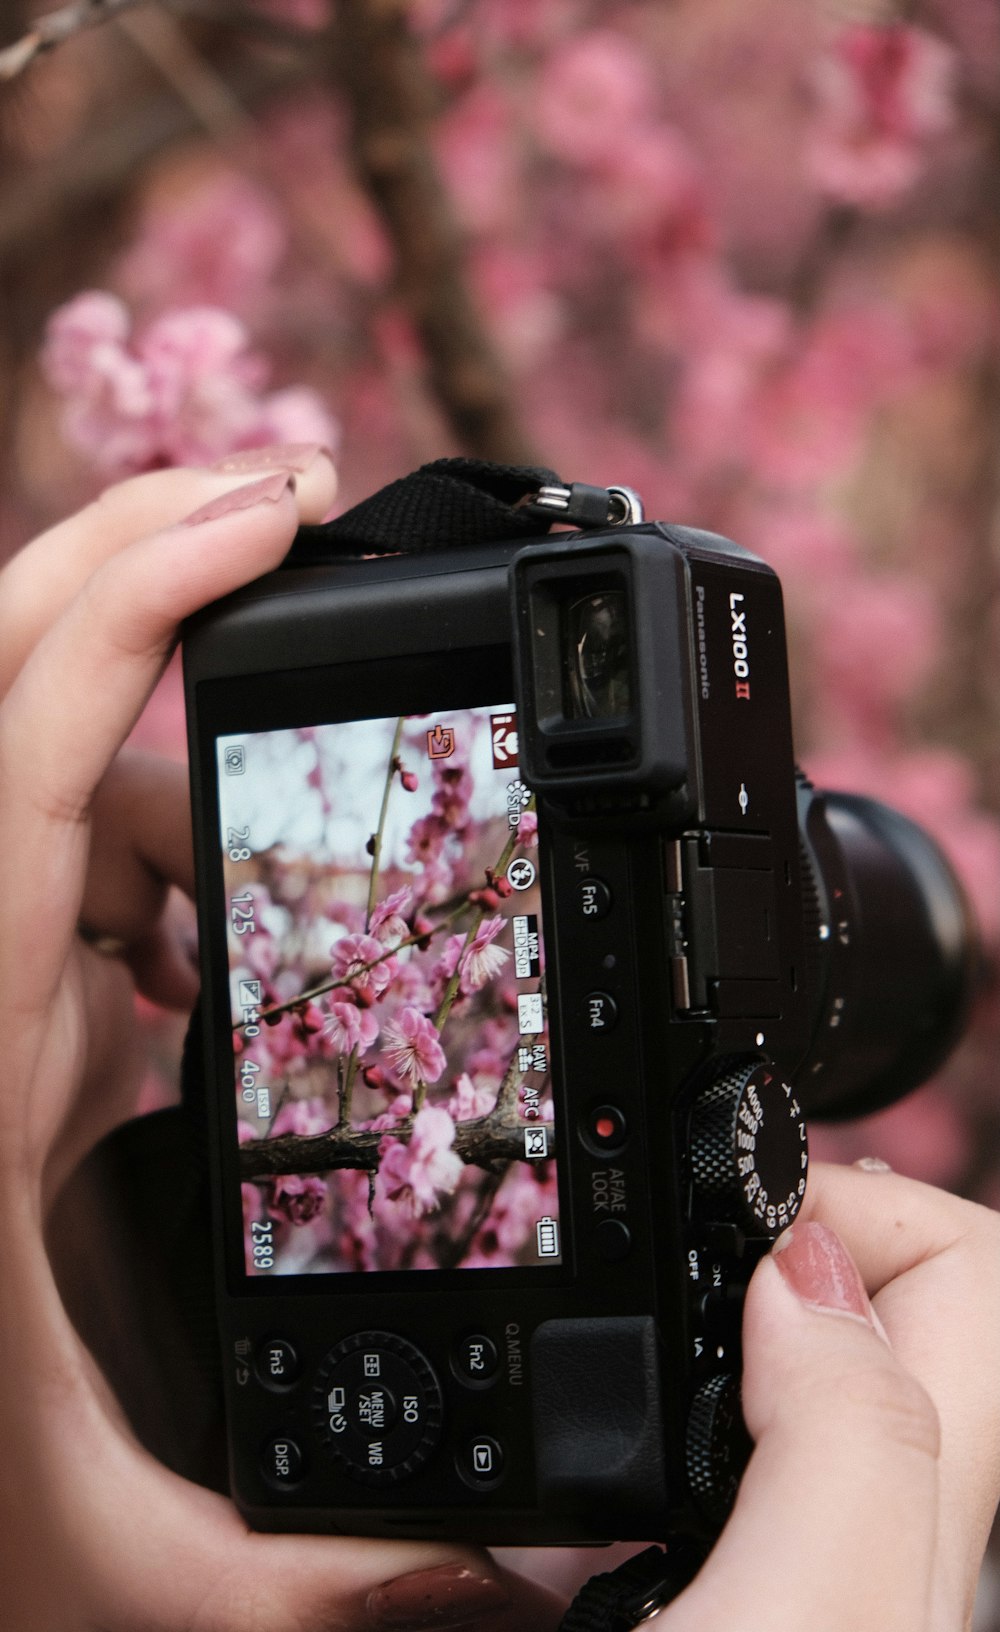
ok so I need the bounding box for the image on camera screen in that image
[216,705,561,1278]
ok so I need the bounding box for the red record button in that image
[587,1104,627,1152]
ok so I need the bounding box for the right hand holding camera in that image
[649,1160,1000,1632]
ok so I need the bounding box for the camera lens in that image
[564,590,630,721]
[797,781,979,1120]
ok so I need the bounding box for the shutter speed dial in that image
[690,1059,807,1237]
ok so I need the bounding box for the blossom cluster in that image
[41,291,337,474]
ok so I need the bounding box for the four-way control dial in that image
[690,1059,808,1237]
[312,1331,443,1486]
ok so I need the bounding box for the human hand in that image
[0,452,565,1632]
[650,1160,1000,1632]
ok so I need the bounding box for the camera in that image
[183,482,973,1548]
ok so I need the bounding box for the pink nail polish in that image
[855,1155,892,1174]
[366,1563,510,1629]
[183,471,295,526]
[773,1221,876,1326]
[209,442,333,475]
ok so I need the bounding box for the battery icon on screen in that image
[536,1216,559,1258]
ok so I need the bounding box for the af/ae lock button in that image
[578,877,612,920]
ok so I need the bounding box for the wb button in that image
[459,1435,504,1488]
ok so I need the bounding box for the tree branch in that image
[0,0,158,79]
[332,0,534,462]
[239,1103,555,1182]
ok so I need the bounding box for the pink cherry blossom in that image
[405,813,449,867]
[329,932,397,1003]
[807,24,957,208]
[433,934,465,990]
[431,758,474,829]
[382,1007,447,1088]
[436,84,522,235]
[458,916,510,993]
[271,1096,333,1138]
[448,1072,496,1122]
[365,1094,414,1133]
[516,810,538,846]
[41,292,338,475]
[117,172,288,315]
[323,995,380,1055]
[378,1105,463,1218]
[535,31,659,167]
[370,887,413,946]
[268,1173,328,1225]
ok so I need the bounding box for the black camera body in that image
[183,508,970,1547]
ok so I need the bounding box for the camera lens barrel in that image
[797,783,978,1120]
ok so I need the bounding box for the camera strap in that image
[100,456,695,1632]
[286,455,645,559]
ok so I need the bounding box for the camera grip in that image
[531,1316,667,1523]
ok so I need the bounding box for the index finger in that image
[0,447,336,696]
[0,474,301,1028]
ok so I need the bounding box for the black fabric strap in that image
[559,1542,704,1631]
[286,456,560,561]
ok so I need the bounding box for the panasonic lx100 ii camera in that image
[183,468,972,1548]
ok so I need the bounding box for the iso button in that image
[578,877,612,920]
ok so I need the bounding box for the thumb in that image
[667,1222,940,1632]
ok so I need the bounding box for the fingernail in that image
[210,442,334,475]
[855,1155,892,1174]
[366,1563,510,1629]
[774,1221,881,1332]
[183,471,295,526]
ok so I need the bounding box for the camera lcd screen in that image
[216,704,561,1278]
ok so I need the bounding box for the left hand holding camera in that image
[0,454,566,1632]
